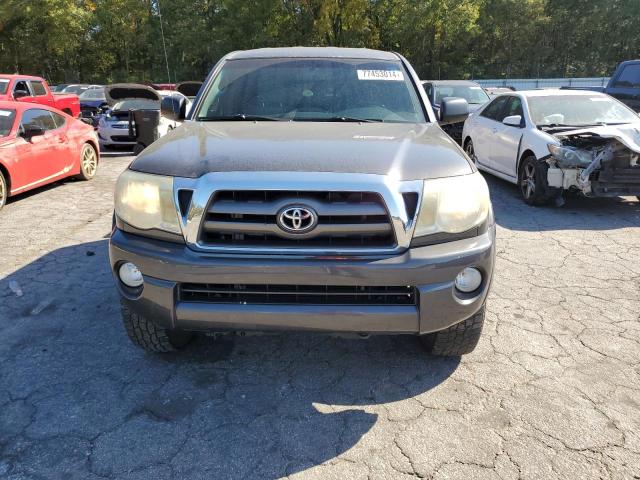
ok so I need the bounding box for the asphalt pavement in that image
[1,155,639,479]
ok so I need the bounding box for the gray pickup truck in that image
[562,59,640,112]
[109,47,495,356]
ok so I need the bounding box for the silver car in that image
[98,84,187,150]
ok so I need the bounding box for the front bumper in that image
[109,226,496,335]
[97,123,135,146]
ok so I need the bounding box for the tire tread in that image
[422,306,485,356]
[121,302,185,353]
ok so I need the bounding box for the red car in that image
[0,101,99,210]
[0,75,81,118]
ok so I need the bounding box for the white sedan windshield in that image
[528,95,639,126]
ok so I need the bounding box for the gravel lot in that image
[1,155,639,480]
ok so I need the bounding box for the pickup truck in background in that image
[0,75,81,117]
[562,60,640,112]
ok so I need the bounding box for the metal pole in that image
[157,0,172,83]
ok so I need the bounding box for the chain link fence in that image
[474,77,609,90]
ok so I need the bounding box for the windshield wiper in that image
[196,114,287,121]
[299,116,383,123]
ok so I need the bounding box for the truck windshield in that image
[529,95,639,126]
[0,109,16,137]
[435,85,489,105]
[0,79,9,95]
[196,57,426,123]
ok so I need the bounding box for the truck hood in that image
[105,84,160,107]
[0,93,78,103]
[554,124,640,153]
[51,93,79,102]
[130,121,473,180]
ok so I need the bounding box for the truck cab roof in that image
[225,47,400,61]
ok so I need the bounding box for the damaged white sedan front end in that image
[462,89,640,205]
[546,125,640,197]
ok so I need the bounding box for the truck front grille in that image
[180,284,416,306]
[198,190,396,249]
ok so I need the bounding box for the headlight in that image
[414,172,490,237]
[114,170,181,234]
[547,143,592,167]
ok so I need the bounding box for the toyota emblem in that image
[277,205,318,233]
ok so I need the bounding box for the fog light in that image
[119,262,143,288]
[455,267,482,293]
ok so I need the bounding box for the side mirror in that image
[14,89,29,99]
[439,97,469,124]
[503,115,523,127]
[22,125,45,140]
[161,95,186,122]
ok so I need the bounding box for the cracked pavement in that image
[1,155,639,479]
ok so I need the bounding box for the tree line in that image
[1,0,638,85]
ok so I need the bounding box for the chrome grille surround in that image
[174,172,423,255]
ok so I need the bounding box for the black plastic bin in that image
[128,109,160,155]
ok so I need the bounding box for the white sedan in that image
[461,90,640,205]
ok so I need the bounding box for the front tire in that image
[76,143,98,180]
[133,143,145,156]
[0,170,7,210]
[121,302,193,353]
[518,155,554,205]
[421,305,485,356]
[464,138,477,165]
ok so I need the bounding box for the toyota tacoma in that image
[109,47,495,356]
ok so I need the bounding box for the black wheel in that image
[133,143,145,155]
[76,143,98,180]
[518,155,554,206]
[421,305,485,356]
[464,139,477,164]
[0,170,7,210]
[121,302,193,353]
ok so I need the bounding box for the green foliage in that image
[1,0,638,83]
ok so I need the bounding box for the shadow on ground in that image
[0,240,459,479]
[485,174,640,232]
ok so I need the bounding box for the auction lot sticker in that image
[357,70,404,81]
